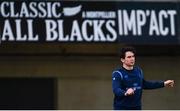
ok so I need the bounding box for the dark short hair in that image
[120,46,136,59]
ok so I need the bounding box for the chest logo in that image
[124,75,128,79]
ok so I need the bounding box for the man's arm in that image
[143,79,164,89]
[112,72,126,97]
[143,79,174,89]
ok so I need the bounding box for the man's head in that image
[120,46,136,68]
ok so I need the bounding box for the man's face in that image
[121,51,135,67]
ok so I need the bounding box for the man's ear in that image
[121,58,124,63]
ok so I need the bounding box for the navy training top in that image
[112,66,164,109]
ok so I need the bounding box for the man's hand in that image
[125,88,134,96]
[164,80,174,87]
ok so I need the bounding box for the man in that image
[112,46,174,110]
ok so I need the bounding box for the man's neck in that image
[123,64,133,70]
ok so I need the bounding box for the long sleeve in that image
[112,71,126,97]
[143,79,164,89]
[138,67,164,90]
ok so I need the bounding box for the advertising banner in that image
[0,1,179,44]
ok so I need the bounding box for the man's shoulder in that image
[112,68,124,79]
[134,66,142,71]
[112,67,123,73]
[134,66,144,78]
[112,66,123,74]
